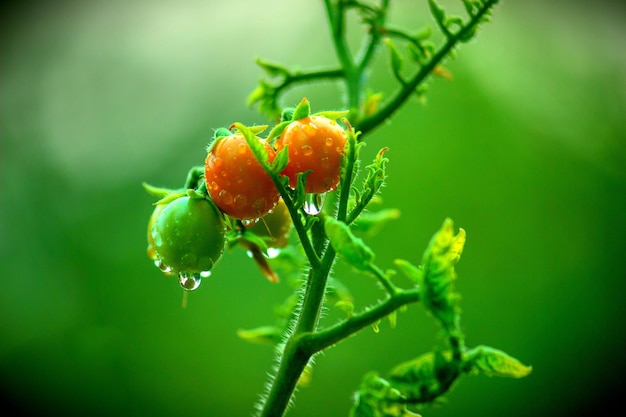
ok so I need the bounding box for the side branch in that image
[302,288,421,353]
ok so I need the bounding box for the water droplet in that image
[237,142,247,154]
[198,257,214,272]
[325,137,333,146]
[245,250,254,259]
[218,189,234,205]
[234,193,248,208]
[301,145,313,156]
[199,270,212,278]
[213,157,224,168]
[179,272,202,291]
[303,193,326,215]
[155,259,173,273]
[151,226,163,247]
[242,218,259,227]
[320,157,329,168]
[266,248,281,259]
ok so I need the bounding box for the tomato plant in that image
[143,1,531,416]
[205,129,280,220]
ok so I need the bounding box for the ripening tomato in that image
[205,133,280,220]
[150,195,226,275]
[275,115,347,193]
[245,197,292,248]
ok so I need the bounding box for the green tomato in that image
[151,195,226,275]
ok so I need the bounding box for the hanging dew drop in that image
[155,258,173,273]
[199,270,212,278]
[179,272,202,291]
[266,248,281,259]
[303,193,326,215]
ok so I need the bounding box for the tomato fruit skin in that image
[275,115,347,194]
[245,197,292,248]
[151,195,226,274]
[205,133,280,220]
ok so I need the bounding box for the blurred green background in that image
[1,0,625,416]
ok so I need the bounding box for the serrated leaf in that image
[325,218,374,271]
[420,218,466,329]
[465,345,532,378]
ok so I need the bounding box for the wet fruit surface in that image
[275,115,347,194]
[205,133,280,220]
[151,195,226,276]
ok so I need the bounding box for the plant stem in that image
[357,0,498,136]
[303,288,420,353]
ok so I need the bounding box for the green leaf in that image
[465,345,533,378]
[271,145,290,174]
[255,57,289,78]
[394,259,422,284]
[231,123,271,171]
[384,38,405,83]
[428,0,451,37]
[237,326,282,345]
[350,372,407,417]
[351,208,401,236]
[267,120,291,143]
[292,171,311,209]
[142,182,177,198]
[314,110,350,120]
[389,350,459,403]
[291,97,311,121]
[324,218,374,271]
[420,218,466,330]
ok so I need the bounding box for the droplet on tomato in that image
[179,272,202,291]
[242,218,259,227]
[218,189,234,205]
[302,145,313,156]
[325,137,334,147]
[233,193,248,209]
[155,258,173,273]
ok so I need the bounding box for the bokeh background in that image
[1,0,625,416]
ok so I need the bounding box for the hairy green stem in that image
[303,288,420,353]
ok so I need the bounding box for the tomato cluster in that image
[146,99,348,289]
